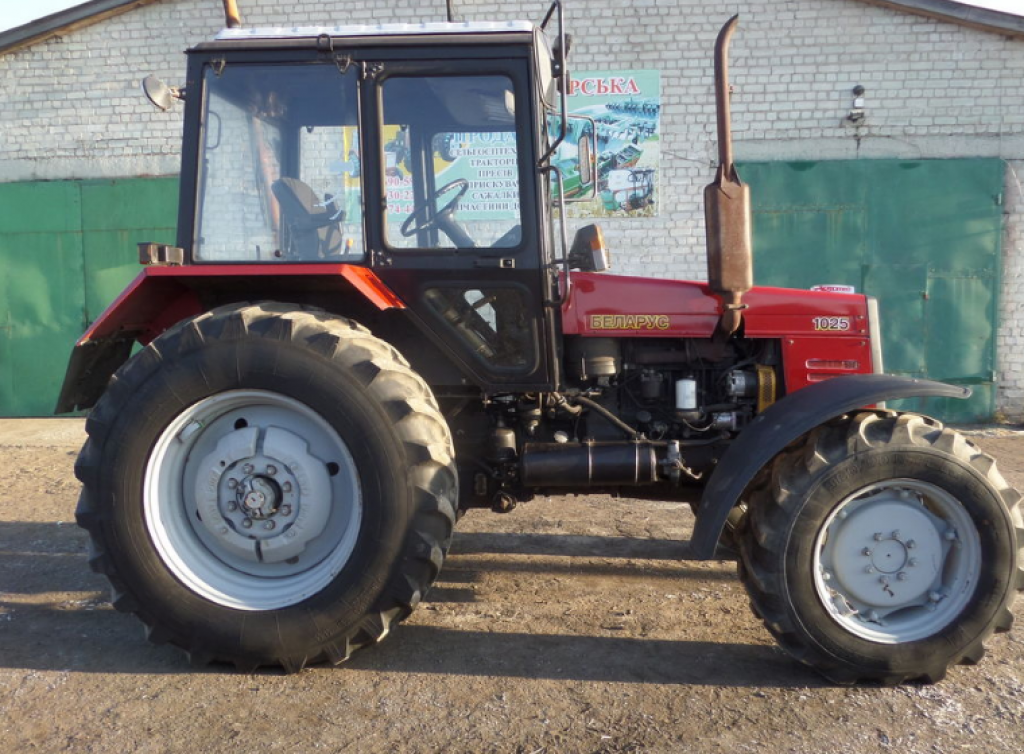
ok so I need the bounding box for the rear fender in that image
[55,264,405,414]
[55,272,202,413]
[689,373,970,560]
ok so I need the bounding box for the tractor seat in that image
[272,177,345,259]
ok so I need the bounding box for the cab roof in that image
[214,21,536,41]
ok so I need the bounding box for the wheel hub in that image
[221,461,296,531]
[870,538,907,574]
[193,425,333,564]
[239,475,281,519]
[828,499,943,607]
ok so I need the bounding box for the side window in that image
[381,76,523,250]
[424,287,537,370]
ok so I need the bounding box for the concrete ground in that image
[0,418,86,447]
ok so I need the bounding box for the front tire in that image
[738,412,1023,684]
[76,303,457,671]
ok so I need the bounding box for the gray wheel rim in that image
[813,478,982,643]
[144,390,362,611]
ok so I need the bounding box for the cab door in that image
[364,54,555,392]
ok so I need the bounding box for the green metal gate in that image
[0,177,178,416]
[739,158,1004,423]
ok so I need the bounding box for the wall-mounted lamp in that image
[847,84,866,124]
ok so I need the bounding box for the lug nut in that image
[873,532,884,541]
[891,530,901,540]
[897,572,908,581]
[822,571,832,581]
[906,540,916,549]
[864,565,876,574]
[279,505,292,516]
[266,465,277,476]
[862,547,872,556]
[929,591,942,602]
[264,521,275,531]
[242,463,254,474]
[867,611,879,622]
[226,502,238,512]
[945,529,957,541]
[282,482,293,493]
[242,518,253,529]
[227,478,238,490]
[908,558,918,567]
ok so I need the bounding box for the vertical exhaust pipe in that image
[222,0,243,28]
[704,15,752,340]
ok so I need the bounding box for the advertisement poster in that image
[563,70,661,218]
[329,69,661,233]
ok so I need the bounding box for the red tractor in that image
[58,1,1022,683]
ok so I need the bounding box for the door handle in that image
[473,258,516,269]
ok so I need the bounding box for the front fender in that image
[688,374,970,560]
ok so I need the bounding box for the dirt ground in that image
[1,420,1022,754]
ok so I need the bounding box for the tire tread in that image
[737,411,1023,684]
[76,302,457,673]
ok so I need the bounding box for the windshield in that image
[194,63,364,262]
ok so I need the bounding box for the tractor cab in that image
[163,8,595,391]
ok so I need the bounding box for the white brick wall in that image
[2,0,1024,417]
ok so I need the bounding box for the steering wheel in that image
[400,178,473,245]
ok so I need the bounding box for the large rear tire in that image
[76,303,457,672]
[737,412,1023,684]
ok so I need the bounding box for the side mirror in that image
[578,126,594,187]
[548,114,597,204]
[566,115,597,202]
[142,75,184,111]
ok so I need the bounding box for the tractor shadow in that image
[0,521,188,674]
[0,520,820,687]
[351,625,819,688]
[379,531,819,688]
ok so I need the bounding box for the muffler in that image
[704,15,752,340]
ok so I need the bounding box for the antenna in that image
[446,0,455,23]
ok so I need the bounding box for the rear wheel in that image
[76,303,457,671]
[738,412,1023,684]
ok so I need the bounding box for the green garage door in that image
[739,159,1003,423]
[0,177,178,416]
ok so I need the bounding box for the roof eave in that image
[855,0,1024,39]
[0,0,162,57]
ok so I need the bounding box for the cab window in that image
[381,75,523,250]
[194,63,364,262]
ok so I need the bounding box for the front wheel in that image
[738,412,1023,684]
[76,304,457,671]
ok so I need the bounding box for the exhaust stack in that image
[704,15,752,340]
[222,0,243,28]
